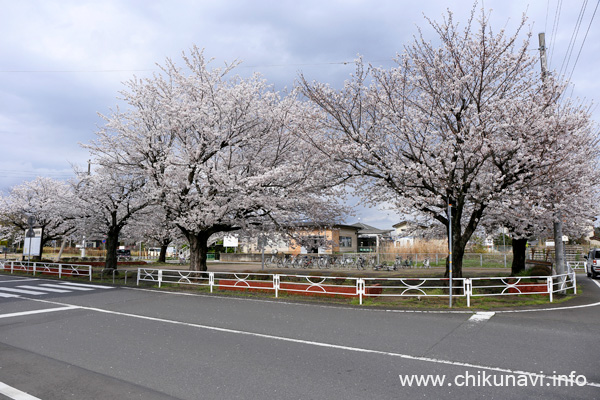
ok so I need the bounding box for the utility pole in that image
[539,32,565,279]
[448,198,453,308]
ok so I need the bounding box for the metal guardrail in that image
[567,261,585,270]
[466,272,576,306]
[362,277,466,298]
[136,268,577,307]
[0,260,92,281]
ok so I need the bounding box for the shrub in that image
[519,265,552,277]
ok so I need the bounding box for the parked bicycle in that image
[355,255,367,270]
[264,251,279,267]
[373,263,397,271]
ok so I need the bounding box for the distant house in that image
[351,222,393,252]
[392,221,427,246]
[243,224,361,255]
[289,224,361,255]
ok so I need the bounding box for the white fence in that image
[136,268,577,307]
[0,260,92,281]
[567,261,586,270]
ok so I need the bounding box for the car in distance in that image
[116,249,132,261]
[584,248,600,278]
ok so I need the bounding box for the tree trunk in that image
[187,232,210,271]
[105,228,120,270]
[444,241,465,278]
[554,220,565,275]
[55,237,67,262]
[444,218,465,279]
[158,244,168,263]
[511,238,528,275]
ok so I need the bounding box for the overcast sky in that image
[1,0,598,229]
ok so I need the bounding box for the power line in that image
[567,0,599,85]
[558,0,588,79]
[0,59,396,75]
[549,0,563,66]
[545,0,551,33]
[0,69,156,73]
[0,169,75,178]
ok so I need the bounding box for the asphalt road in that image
[0,273,599,399]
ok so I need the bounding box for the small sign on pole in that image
[224,236,239,247]
[23,228,43,257]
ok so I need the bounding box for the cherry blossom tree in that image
[86,47,345,271]
[0,177,76,259]
[72,166,149,270]
[484,97,600,274]
[298,7,599,278]
[123,205,182,263]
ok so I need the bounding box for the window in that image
[340,236,352,247]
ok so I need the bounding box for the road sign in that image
[23,228,43,257]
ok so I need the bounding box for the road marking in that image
[468,311,495,322]
[592,279,600,289]
[0,288,46,295]
[124,286,600,315]
[59,282,114,289]
[0,293,20,298]
[0,278,40,283]
[38,284,94,291]
[0,381,42,400]
[17,285,71,293]
[24,296,600,389]
[0,306,79,319]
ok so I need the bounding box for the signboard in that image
[224,236,239,247]
[23,228,43,257]
[545,236,569,247]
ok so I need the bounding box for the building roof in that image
[350,222,393,235]
[291,222,361,232]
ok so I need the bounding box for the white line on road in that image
[124,286,600,314]
[468,311,495,322]
[38,284,93,291]
[58,282,114,289]
[17,285,71,293]
[0,278,40,283]
[0,381,42,400]
[23,296,600,388]
[0,288,46,295]
[0,306,79,319]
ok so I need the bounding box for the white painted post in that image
[465,278,471,308]
[136,269,141,286]
[358,278,365,305]
[573,273,577,294]
[274,274,279,298]
[33,262,36,276]
[547,276,553,303]
[209,272,214,293]
[158,270,163,288]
